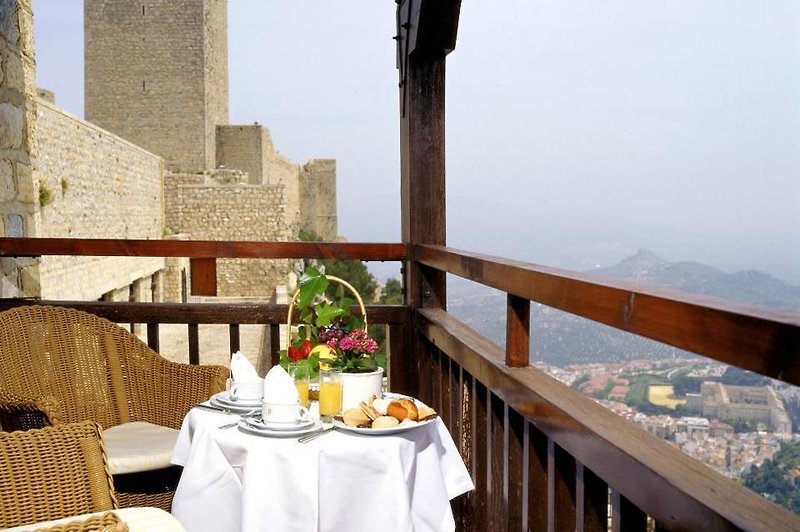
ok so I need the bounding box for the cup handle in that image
[298,406,309,420]
[229,385,240,401]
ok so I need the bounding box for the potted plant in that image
[280,267,386,409]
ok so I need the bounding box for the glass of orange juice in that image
[288,363,310,408]
[318,369,342,421]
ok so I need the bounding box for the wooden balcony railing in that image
[1,237,799,531]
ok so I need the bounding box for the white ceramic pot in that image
[340,368,384,411]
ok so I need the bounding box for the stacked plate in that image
[210,391,262,413]
[238,416,321,437]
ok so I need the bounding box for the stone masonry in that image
[34,99,165,300]
[84,0,228,173]
[0,0,39,297]
[165,170,292,297]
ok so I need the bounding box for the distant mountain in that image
[593,249,800,311]
[447,250,800,366]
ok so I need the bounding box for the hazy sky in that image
[33,1,800,283]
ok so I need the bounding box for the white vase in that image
[340,368,384,411]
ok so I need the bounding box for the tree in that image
[722,366,768,387]
[380,278,403,305]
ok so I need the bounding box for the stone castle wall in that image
[84,0,228,172]
[34,99,165,300]
[164,173,292,297]
[216,125,264,185]
[299,159,337,240]
[203,0,228,169]
[0,0,39,297]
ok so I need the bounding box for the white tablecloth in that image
[171,407,474,532]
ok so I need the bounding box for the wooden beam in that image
[0,237,406,260]
[0,300,410,326]
[398,0,461,58]
[415,244,800,386]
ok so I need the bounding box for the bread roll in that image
[386,399,419,421]
[372,416,400,429]
[342,408,370,427]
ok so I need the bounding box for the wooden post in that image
[397,0,461,396]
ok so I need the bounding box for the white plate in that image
[332,417,435,436]
[245,416,314,432]
[238,419,322,438]
[211,391,262,407]
[332,392,437,435]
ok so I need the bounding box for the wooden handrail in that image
[414,244,800,387]
[418,307,800,531]
[0,300,410,325]
[0,238,407,260]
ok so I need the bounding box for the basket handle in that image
[285,275,367,350]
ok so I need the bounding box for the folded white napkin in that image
[263,365,299,404]
[230,351,260,382]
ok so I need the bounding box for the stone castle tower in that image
[84,0,229,173]
[1,1,336,301]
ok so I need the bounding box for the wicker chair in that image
[33,512,129,532]
[0,305,229,511]
[0,421,119,529]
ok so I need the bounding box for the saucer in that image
[245,416,314,432]
[210,392,261,411]
[238,419,321,438]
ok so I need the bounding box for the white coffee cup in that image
[229,381,263,402]
[262,401,310,424]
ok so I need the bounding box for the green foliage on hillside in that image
[721,366,769,387]
[743,441,800,513]
[672,373,703,396]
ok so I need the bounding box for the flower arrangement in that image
[280,267,385,376]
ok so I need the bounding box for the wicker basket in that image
[285,275,368,348]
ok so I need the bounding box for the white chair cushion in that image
[4,507,185,531]
[103,421,179,475]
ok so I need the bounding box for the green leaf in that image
[346,357,378,373]
[374,353,387,371]
[298,267,329,309]
[306,352,320,378]
[315,303,347,327]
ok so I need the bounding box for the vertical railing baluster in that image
[473,379,489,529]
[489,393,507,530]
[612,491,647,532]
[441,354,453,431]
[388,323,411,393]
[459,370,475,531]
[550,440,577,532]
[418,340,434,407]
[508,407,525,531]
[577,464,608,532]
[146,323,159,352]
[528,423,548,531]
[269,324,280,368]
[229,324,240,356]
[188,323,199,365]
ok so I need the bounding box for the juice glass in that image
[288,362,310,408]
[318,369,342,421]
